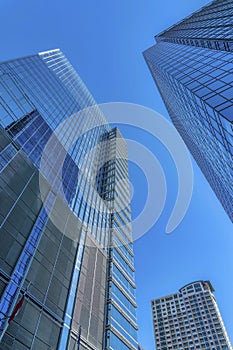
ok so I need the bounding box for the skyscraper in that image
[143,0,233,222]
[0,49,138,349]
[151,281,232,350]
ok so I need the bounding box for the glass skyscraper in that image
[0,49,138,349]
[143,0,233,222]
[151,281,232,350]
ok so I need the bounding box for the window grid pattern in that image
[0,50,138,349]
[151,281,232,350]
[97,128,138,350]
[144,26,233,222]
[157,0,233,52]
[0,50,112,247]
[0,191,56,339]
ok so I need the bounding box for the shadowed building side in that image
[0,49,138,349]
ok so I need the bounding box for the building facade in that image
[143,0,233,222]
[0,49,138,349]
[151,281,232,350]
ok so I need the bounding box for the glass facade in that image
[98,128,138,350]
[151,281,232,350]
[0,49,138,349]
[143,0,233,222]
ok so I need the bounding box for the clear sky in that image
[1,1,233,349]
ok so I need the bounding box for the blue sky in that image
[1,0,233,349]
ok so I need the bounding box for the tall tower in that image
[143,0,233,222]
[151,281,232,350]
[0,49,138,349]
